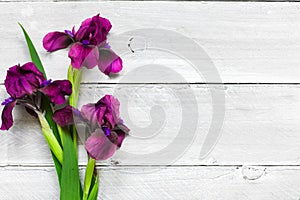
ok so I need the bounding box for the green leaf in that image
[67,65,83,160]
[18,23,47,79]
[83,158,96,200]
[52,152,62,185]
[68,66,83,108]
[19,24,62,183]
[87,175,99,200]
[60,129,81,200]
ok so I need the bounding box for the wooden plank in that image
[0,2,300,83]
[1,84,300,166]
[2,0,300,2]
[0,166,300,199]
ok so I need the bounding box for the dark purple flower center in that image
[82,40,90,46]
[1,97,14,106]
[41,79,52,87]
[103,127,111,136]
[64,30,74,38]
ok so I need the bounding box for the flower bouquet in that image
[1,14,129,200]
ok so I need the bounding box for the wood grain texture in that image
[1,0,300,3]
[0,2,300,83]
[0,1,299,199]
[1,84,300,166]
[0,166,300,200]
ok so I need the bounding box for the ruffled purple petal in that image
[68,43,99,69]
[53,106,76,127]
[113,123,130,147]
[75,14,112,46]
[43,31,73,52]
[0,101,16,130]
[39,80,72,105]
[89,15,112,45]
[74,19,91,42]
[100,16,112,34]
[81,103,105,128]
[22,62,45,79]
[81,95,120,129]
[85,128,117,160]
[116,131,125,148]
[117,122,130,133]
[80,15,111,34]
[98,48,123,75]
[4,63,45,98]
[100,95,120,127]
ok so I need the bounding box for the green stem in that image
[83,158,96,200]
[67,65,99,199]
[68,65,83,154]
[37,112,63,164]
[68,65,83,108]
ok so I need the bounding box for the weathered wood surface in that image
[1,2,300,83]
[0,166,300,200]
[0,1,299,199]
[0,84,300,166]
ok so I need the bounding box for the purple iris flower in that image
[81,95,120,129]
[43,14,123,75]
[83,95,129,160]
[52,95,129,160]
[0,62,72,130]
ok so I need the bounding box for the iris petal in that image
[81,95,120,129]
[40,80,72,105]
[98,48,123,75]
[4,63,45,99]
[43,31,73,52]
[75,14,112,46]
[81,103,105,128]
[101,95,120,127]
[53,106,76,127]
[116,131,125,148]
[0,101,16,130]
[68,43,99,69]
[85,128,117,160]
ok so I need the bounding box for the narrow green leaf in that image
[83,158,96,200]
[18,25,59,143]
[18,23,47,79]
[52,152,62,185]
[87,175,99,200]
[60,129,81,200]
[18,24,63,182]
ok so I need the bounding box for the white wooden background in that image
[1,1,300,199]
